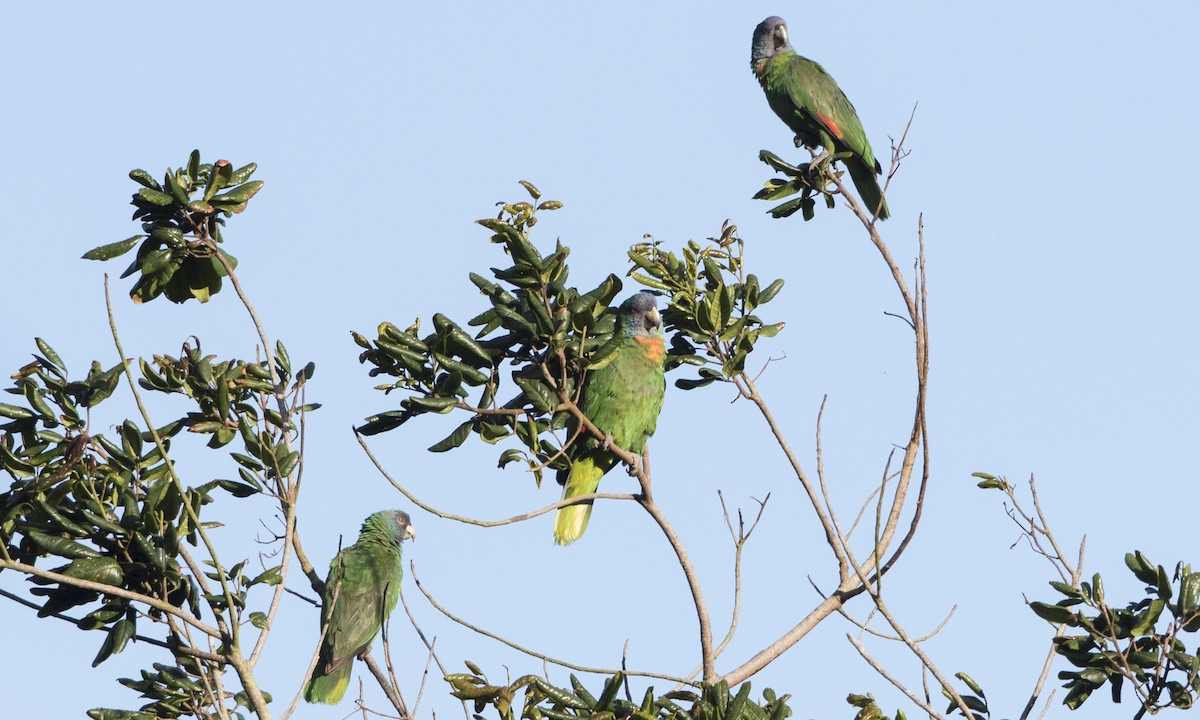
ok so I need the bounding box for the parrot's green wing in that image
[305,511,415,704]
[554,293,666,545]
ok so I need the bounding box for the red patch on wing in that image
[815,112,843,139]
[634,335,665,364]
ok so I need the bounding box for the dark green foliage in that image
[847,693,906,720]
[626,221,785,391]
[82,149,262,304]
[0,333,303,717]
[445,667,791,720]
[1,152,313,717]
[753,150,843,222]
[355,185,784,489]
[941,673,991,719]
[1024,551,1200,712]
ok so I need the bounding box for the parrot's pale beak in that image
[405,525,416,542]
[647,306,662,331]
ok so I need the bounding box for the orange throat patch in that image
[635,335,665,364]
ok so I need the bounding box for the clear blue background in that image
[2,3,1197,719]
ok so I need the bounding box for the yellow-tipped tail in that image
[304,662,351,704]
[553,456,604,545]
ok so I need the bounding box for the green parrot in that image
[751,16,890,220]
[305,510,416,704]
[553,292,666,545]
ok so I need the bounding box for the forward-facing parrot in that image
[305,510,416,704]
[553,292,666,545]
[751,16,890,220]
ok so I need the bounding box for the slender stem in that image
[410,565,691,685]
[847,634,945,720]
[637,491,714,680]
[357,431,637,526]
[363,648,409,718]
[104,277,243,648]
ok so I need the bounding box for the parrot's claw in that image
[810,149,832,172]
[626,454,643,477]
[599,433,615,451]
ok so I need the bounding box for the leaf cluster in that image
[846,692,906,720]
[0,332,303,717]
[83,149,262,304]
[446,667,791,720]
[1030,550,1200,711]
[753,150,843,221]
[627,222,784,391]
[355,184,786,488]
[354,183,629,485]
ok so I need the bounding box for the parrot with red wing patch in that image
[751,16,890,220]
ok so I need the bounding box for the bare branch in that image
[363,647,410,719]
[847,634,945,720]
[410,564,692,685]
[358,429,636,526]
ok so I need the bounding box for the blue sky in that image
[3,3,1198,719]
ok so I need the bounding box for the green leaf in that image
[1124,551,1159,585]
[514,376,555,414]
[1029,601,1075,625]
[229,162,257,185]
[1156,565,1173,600]
[404,395,459,414]
[519,180,541,200]
[429,420,474,453]
[34,337,66,372]
[61,556,124,586]
[27,529,102,559]
[128,168,161,190]
[757,278,784,305]
[0,402,34,419]
[83,236,143,261]
[137,187,174,206]
[92,618,135,666]
[1179,572,1200,631]
[1130,598,1166,635]
[758,150,800,174]
[766,196,812,219]
[211,180,263,205]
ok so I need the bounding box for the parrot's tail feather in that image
[846,160,890,220]
[305,664,352,704]
[553,455,605,545]
[553,503,593,546]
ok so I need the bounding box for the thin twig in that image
[848,634,944,720]
[410,565,692,685]
[357,430,636,526]
[363,648,410,718]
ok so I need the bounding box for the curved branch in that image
[727,115,929,685]
[637,488,715,681]
[410,564,693,686]
[357,430,637,526]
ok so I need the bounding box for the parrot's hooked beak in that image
[646,305,662,332]
[404,524,416,542]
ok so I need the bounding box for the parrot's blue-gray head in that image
[365,510,416,545]
[619,292,663,340]
[751,16,791,63]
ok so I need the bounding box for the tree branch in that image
[410,564,692,685]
